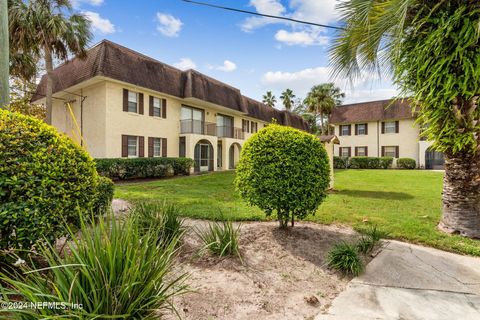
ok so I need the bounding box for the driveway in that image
[316,240,480,320]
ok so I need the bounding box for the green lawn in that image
[115,170,480,256]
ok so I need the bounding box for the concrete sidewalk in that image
[317,240,480,320]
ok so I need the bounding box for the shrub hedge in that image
[95,157,195,180]
[333,156,394,169]
[235,124,330,228]
[397,157,416,169]
[0,110,106,250]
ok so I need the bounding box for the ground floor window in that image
[127,136,138,157]
[339,147,351,157]
[355,146,368,156]
[153,138,161,157]
[383,146,398,158]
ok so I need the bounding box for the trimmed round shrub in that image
[379,157,394,169]
[349,156,381,169]
[397,157,416,169]
[334,156,349,169]
[235,124,330,228]
[0,110,101,250]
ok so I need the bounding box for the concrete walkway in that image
[317,240,480,320]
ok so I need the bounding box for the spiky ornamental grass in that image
[327,242,364,276]
[197,221,241,259]
[0,209,188,319]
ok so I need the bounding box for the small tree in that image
[235,124,330,228]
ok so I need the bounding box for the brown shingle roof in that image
[329,99,414,124]
[33,40,308,130]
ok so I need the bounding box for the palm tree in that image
[9,0,91,124]
[304,83,344,135]
[330,1,480,238]
[262,91,277,108]
[280,89,295,111]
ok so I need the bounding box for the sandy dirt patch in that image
[168,219,360,320]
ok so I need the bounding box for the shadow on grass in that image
[271,225,358,271]
[339,189,414,200]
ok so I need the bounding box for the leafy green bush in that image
[95,157,195,180]
[0,211,187,319]
[327,242,364,276]
[379,157,394,169]
[93,176,114,214]
[349,157,381,169]
[334,156,349,169]
[0,110,101,250]
[397,157,416,169]
[235,124,330,228]
[197,221,241,258]
[130,201,185,246]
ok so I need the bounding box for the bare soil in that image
[168,219,360,320]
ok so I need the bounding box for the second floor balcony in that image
[180,119,244,139]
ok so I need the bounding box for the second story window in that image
[242,120,250,133]
[128,91,138,113]
[251,122,258,133]
[383,121,398,134]
[356,123,368,135]
[152,97,161,117]
[340,124,351,136]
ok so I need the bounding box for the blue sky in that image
[74,0,398,106]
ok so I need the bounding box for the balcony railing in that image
[180,119,216,136]
[180,120,245,139]
[217,126,244,139]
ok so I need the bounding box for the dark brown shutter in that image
[381,122,385,134]
[148,137,153,157]
[381,146,385,157]
[123,89,128,112]
[162,138,167,157]
[242,120,245,132]
[138,136,144,157]
[365,146,368,156]
[355,147,358,156]
[348,125,352,136]
[355,124,358,135]
[395,146,399,158]
[348,147,351,157]
[365,123,368,135]
[149,96,154,116]
[162,99,167,118]
[395,121,399,133]
[139,93,144,115]
[121,135,128,157]
[339,125,343,136]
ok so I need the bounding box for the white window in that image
[127,136,138,157]
[341,125,351,136]
[384,121,397,134]
[340,147,350,157]
[153,138,161,157]
[357,124,367,135]
[384,146,397,158]
[356,147,367,156]
[128,91,138,113]
[153,97,161,117]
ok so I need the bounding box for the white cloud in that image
[274,28,328,46]
[289,0,338,25]
[261,66,399,104]
[173,58,196,70]
[241,0,286,32]
[72,0,104,7]
[208,60,238,72]
[83,11,115,34]
[156,13,183,37]
[217,60,237,72]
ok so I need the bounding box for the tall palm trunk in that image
[45,49,53,124]
[319,110,325,135]
[438,151,480,238]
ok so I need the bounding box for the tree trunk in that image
[0,0,9,108]
[319,111,325,135]
[45,50,54,124]
[438,151,480,238]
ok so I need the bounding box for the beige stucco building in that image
[32,40,309,173]
[330,99,444,169]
